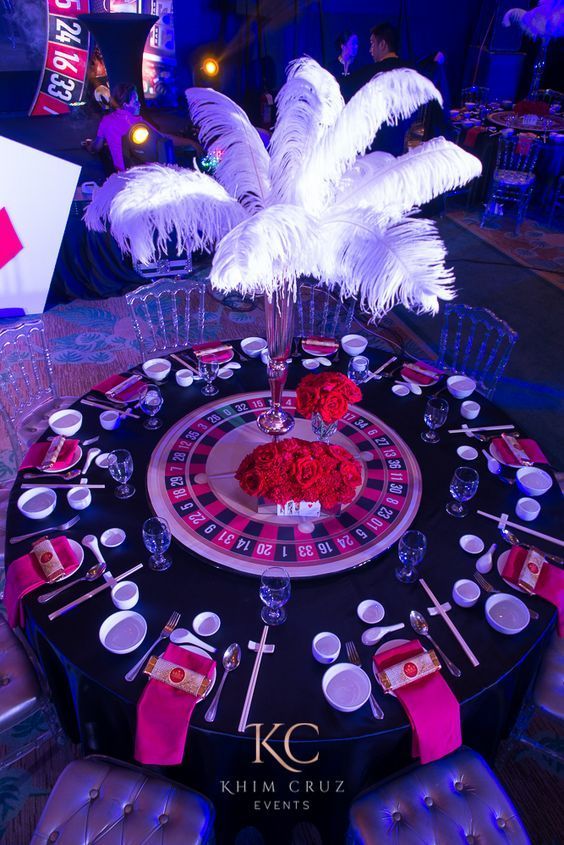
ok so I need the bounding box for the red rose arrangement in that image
[296,372,362,425]
[235,438,362,510]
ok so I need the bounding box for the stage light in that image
[131,124,150,145]
[202,57,219,77]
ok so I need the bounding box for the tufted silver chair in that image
[348,747,531,844]
[0,614,62,769]
[29,756,215,845]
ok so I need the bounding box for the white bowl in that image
[392,383,410,396]
[459,534,485,555]
[341,334,368,356]
[357,600,385,625]
[452,579,481,608]
[516,466,552,497]
[142,358,171,381]
[49,409,83,437]
[192,611,221,637]
[66,486,92,511]
[99,410,121,431]
[312,632,341,664]
[176,369,194,387]
[447,375,476,399]
[111,580,139,611]
[461,401,481,420]
[17,487,57,520]
[456,445,478,461]
[515,497,541,522]
[100,527,126,547]
[322,663,371,712]
[241,336,267,358]
[99,610,147,653]
[485,593,530,635]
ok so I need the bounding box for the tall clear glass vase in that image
[257,286,295,437]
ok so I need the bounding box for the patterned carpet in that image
[448,209,564,291]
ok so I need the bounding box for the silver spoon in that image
[409,611,462,677]
[37,562,106,603]
[361,622,405,646]
[204,643,241,723]
[499,526,564,566]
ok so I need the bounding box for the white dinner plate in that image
[497,549,526,593]
[489,440,522,469]
[179,644,217,698]
[59,538,84,580]
[41,446,83,473]
[99,611,147,654]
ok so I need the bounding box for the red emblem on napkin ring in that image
[528,562,539,574]
[40,552,53,564]
[170,667,186,683]
[404,662,418,678]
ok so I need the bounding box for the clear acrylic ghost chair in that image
[125,278,206,361]
[0,399,21,596]
[436,304,518,399]
[296,282,356,339]
[0,317,69,447]
[460,85,489,106]
[481,134,541,233]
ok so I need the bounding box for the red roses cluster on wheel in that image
[236,438,362,509]
[296,372,362,425]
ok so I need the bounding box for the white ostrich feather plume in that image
[268,57,344,204]
[298,68,443,211]
[85,58,482,320]
[186,87,270,214]
[105,164,247,264]
[335,138,482,221]
[503,1,564,39]
[317,209,454,317]
[210,204,317,299]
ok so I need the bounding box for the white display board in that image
[0,137,80,314]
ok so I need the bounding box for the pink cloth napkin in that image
[491,437,548,466]
[302,336,339,355]
[400,360,442,386]
[502,547,564,637]
[4,537,80,628]
[373,639,461,764]
[192,341,233,364]
[92,374,146,402]
[463,126,486,149]
[516,133,536,156]
[135,643,215,766]
[20,439,80,471]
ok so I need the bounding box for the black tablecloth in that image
[6,349,559,843]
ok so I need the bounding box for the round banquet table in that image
[6,347,561,844]
[487,109,564,134]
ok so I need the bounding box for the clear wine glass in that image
[107,449,135,499]
[447,466,479,517]
[199,360,220,396]
[395,530,427,583]
[259,566,291,625]
[139,385,163,430]
[421,397,449,443]
[142,516,172,571]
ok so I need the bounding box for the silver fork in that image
[345,641,384,720]
[9,515,81,545]
[473,573,539,620]
[125,611,181,682]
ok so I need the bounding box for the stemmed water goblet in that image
[421,397,449,443]
[447,466,479,517]
[142,516,172,571]
[395,530,427,583]
[259,566,291,625]
[107,449,135,499]
[199,360,220,397]
[139,385,163,429]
